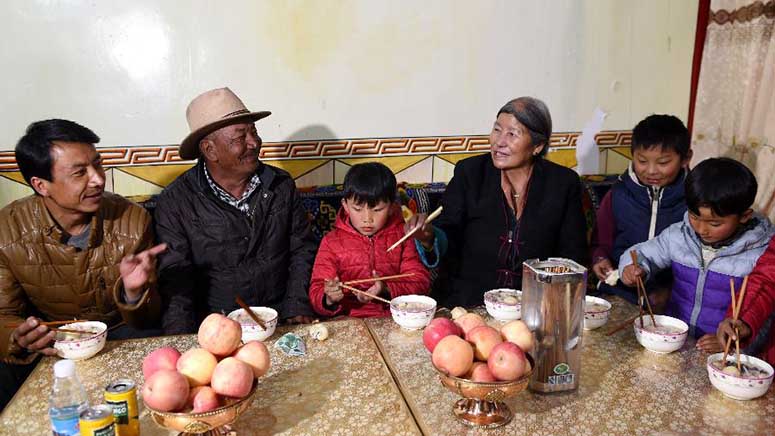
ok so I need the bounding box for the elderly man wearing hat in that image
[155,88,318,334]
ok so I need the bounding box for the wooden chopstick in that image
[340,283,392,305]
[723,276,749,370]
[722,278,737,364]
[630,251,656,327]
[606,314,642,336]
[4,319,88,328]
[54,328,96,335]
[235,296,267,330]
[386,206,443,252]
[344,273,416,286]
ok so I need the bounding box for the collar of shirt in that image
[203,163,261,215]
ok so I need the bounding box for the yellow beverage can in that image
[79,405,116,436]
[104,379,139,436]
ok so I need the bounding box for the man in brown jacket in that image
[0,119,165,410]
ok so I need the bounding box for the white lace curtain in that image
[692,0,775,219]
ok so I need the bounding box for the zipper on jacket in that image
[648,186,663,240]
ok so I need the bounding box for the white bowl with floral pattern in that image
[583,296,612,330]
[228,307,278,342]
[484,289,522,322]
[707,353,774,400]
[54,321,107,360]
[633,315,688,354]
[390,295,436,330]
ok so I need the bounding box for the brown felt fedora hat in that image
[179,87,271,160]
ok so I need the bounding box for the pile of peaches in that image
[424,309,532,382]
[141,313,270,413]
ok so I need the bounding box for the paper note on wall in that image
[575,108,607,175]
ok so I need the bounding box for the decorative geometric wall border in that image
[0,130,631,171]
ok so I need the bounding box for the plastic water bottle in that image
[49,359,89,436]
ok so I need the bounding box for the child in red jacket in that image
[309,163,431,318]
[717,234,775,365]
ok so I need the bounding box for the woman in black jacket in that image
[408,97,588,308]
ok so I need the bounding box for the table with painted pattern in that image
[0,319,421,436]
[365,297,775,436]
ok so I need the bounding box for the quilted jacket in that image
[309,206,431,317]
[0,193,161,363]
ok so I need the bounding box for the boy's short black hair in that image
[632,114,690,159]
[685,157,757,217]
[342,162,397,207]
[15,119,100,186]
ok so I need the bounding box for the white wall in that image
[0,0,698,149]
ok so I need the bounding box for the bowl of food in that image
[53,321,108,360]
[583,296,612,330]
[484,289,521,322]
[227,307,278,342]
[390,295,436,330]
[633,315,688,354]
[707,353,774,400]
[432,354,534,429]
[146,380,258,434]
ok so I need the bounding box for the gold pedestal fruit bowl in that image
[433,355,534,429]
[144,381,257,436]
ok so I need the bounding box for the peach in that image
[465,325,503,361]
[189,386,220,413]
[177,348,218,387]
[487,342,528,381]
[211,357,254,398]
[466,362,497,382]
[500,320,534,352]
[431,335,474,377]
[142,347,181,381]
[232,341,271,378]
[454,313,487,336]
[198,313,242,357]
[142,369,189,412]
[423,318,463,353]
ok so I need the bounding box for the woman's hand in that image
[404,213,434,248]
[592,258,614,282]
[621,264,644,287]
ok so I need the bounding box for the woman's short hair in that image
[343,162,397,207]
[15,119,100,186]
[685,157,757,217]
[497,97,552,157]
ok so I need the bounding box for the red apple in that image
[431,335,474,377]
[454,313,487,336]
[211,357,254,398]
[500,320,534,352]
[142,369,189,412]
[232,341,271,378]
[177,348,218,387]
[188,386,220,413]
[466,362,497,382]
[422,318,463,353]
[142,347,181,381]
[198,313,242,357]
[465,325,503,361]
[487,342,528,381]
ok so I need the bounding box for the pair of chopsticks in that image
[340,283,392,305]
[630,251,657,328]
[722,276,749,372]
[343,273,416,286]
[386,206,443,252]
[235,297,267,331]
[4,319,94,336]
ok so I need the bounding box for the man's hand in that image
[283,316,316,325]
[592,258,614,282]
[404,213,434,249]
[11,317,57,356]
[120,243,167,302]
[696,333,724,353]
[621,264,645,287]
[324,277,344,306]
[717,318,752,348]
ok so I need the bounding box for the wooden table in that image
[0,319,421,436]
[364,297,775,436]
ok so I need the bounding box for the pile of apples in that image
[141,313,270,413]
[423,309,532,382]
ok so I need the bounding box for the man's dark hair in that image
[632,114,690,159]
[685,157,757,217]
[15,119,100,187]
[343,162,397,207]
